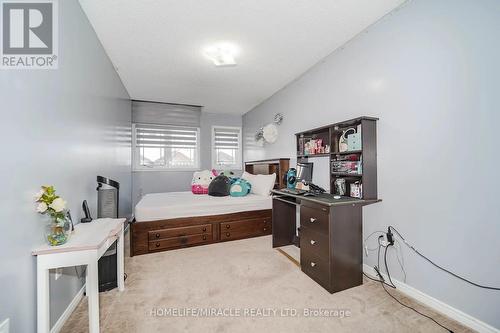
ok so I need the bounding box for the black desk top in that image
[271,189,381,207]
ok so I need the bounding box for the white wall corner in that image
[363,265,499,333]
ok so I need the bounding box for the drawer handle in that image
[226,225,230,229]
[226,232,231,237]
[203,235,207,240]
[155,242,160,248]
[202,227,207,232]
[155,233,160,238]
[263,227,267,231]
[310,240,316,245]
[310,262,317,267]
[310,217,317,223]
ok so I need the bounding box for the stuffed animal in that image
[229,178,252,197]
[217,170,234,178]
[191,169,217,194]
[208,175,231,197]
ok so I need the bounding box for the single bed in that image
[130,158,289,256]
[130,192,272,256]
[134,191,272,222]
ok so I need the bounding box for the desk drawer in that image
[300,226,329,259]
[300,204,329,235]
[148,224,211,241]
[220,218,271,241]
[149,233,212,251]
[301,248,331,290]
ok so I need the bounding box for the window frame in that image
[132,123,201,172]
[211,125,243,170]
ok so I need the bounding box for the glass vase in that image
[45,214,71,246]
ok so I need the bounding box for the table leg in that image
[117,224,125,291]
[87,260,100,333]
[37,266,50,333]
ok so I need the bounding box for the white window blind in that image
[133,123,200,170]
[132,100,201,127]
[132,100,201,171]
[212,126,242,169]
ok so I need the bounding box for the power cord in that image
[377,237,396,288]
[365,231,406,281]
[389,226,500,291]
[366,234,454,332]
[367,225,500,332]
[383,245,397,288]
[380,278,454,333]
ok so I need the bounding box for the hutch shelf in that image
[295,116,378,200]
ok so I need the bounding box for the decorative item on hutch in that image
[35,185,72,246]
[347,131,362,151]
[350,182,363,198]
[338,128,356,152]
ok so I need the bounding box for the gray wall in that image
[132,112,242,207]
[243,0,500,329]
[0,1,132,332]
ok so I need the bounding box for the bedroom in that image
[0,0,499,332]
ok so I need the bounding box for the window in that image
[212,126,242,170]
[133,123,200,171]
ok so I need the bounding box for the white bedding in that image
[134,191,272,222]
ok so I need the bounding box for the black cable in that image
[377,237,381,273]
[363,272,383,283]
[381,242,454,333]
[383,246,396,288]
[380,279,454,333]
[389,226,500,291]
[366,237,396,289]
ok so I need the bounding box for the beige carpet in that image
[61,234,472,333]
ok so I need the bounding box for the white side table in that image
[32,218,126,333]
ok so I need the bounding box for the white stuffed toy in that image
[191,169,217,194]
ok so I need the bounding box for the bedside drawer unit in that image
[300,226,329,259]
[148,224,211,241]
[149,233,212,251]
[220,218,271,241]
[300,203,329,235]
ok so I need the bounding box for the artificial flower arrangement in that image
[35,186,71,246]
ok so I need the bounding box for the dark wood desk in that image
[272,189,381,293]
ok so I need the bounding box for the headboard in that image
[244,158,290,189]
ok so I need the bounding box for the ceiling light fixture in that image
[203,42,239,67]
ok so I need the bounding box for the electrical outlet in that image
[55,268,63,280]
[378,234,388,247]
[0,318,10,333]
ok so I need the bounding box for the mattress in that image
[134,191,272,222]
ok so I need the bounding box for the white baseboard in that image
[363,264,499,333]
[50,284,86,333]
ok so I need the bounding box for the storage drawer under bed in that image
[220,218,271,241]
[131,209,273,256]
[148,224,212,241]
[149,233,213,251]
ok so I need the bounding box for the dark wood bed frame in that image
[130,209,272,256]
[130,158,289,256]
